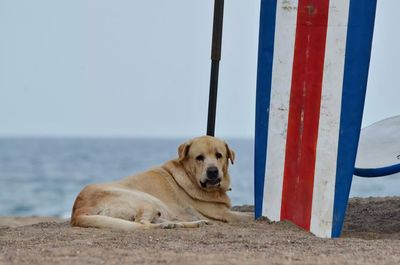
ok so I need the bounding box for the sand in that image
[0,197,399,265]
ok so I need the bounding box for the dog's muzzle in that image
[201,167,221,188]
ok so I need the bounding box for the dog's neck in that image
[162,160,231,209]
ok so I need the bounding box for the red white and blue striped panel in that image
[254,0,377,238]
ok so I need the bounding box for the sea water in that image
[0,138,399,217]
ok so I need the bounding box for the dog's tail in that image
[71,215,161,230]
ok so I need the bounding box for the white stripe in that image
[262,0,298,221]
[310,0,350,238]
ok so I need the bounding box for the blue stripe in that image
[254,0,277,219]
[332,0,377,237]
[354,163,400,178]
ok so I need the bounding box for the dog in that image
[71,136,252,230]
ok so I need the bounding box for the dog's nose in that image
[207,167,219,179]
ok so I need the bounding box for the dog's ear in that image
[225,143,235,165]
[178,141,191,161]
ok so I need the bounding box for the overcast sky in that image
[0,0,399,138]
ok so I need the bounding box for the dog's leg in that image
[73,215,162,230]
[175,220,211,228]
[156,218,211,228]
[226,211,254,223]
[134,205,175,228]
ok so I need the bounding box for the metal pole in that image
[207,0,224,136]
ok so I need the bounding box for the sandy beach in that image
[1,197,399,265]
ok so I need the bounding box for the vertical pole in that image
[207,0,224,136]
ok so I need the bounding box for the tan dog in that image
[71,136,252,230]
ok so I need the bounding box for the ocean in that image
[0,138,399,218]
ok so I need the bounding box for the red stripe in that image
[281,0,330,230]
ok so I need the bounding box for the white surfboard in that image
[355,115,400,177]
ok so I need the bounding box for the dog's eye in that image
[216,152,222,159]
[196,155,205,161]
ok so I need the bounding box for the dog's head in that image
[178,136,235,192]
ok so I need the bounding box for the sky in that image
[0,0,399,138]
